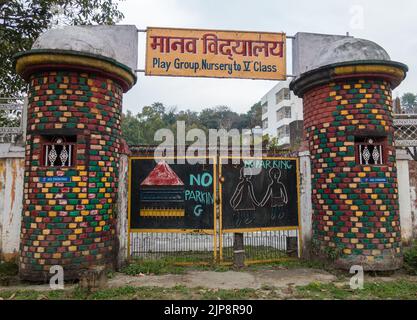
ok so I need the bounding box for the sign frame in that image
[145,26,287,81]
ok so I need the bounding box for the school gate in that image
[9,25,410,280]
[127,154,301,264]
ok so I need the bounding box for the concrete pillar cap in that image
[14,49,136,92]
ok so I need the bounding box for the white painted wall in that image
[397,149,414,244]
[116,154,129,269]
[299,151,312,258]
[0,146,25,262]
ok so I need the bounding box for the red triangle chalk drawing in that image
[141,161,184,186]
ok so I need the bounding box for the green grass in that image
[404,242,417,275]
[121,254,330,276]
[295,279,417,300]
[0,261,19,286]
[0,285,275,300]
[222,245,290,262]
[2,279,417,300]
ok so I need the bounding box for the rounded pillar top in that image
[14,49,136,92]
[290,37,408,96]
[13,25,138,92]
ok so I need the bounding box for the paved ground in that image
[0,268,336,292]
[2,268,416,293]
[108,268,337,290]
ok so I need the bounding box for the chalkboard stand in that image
[233,233,245,268]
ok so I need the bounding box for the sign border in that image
[145,26,287,81]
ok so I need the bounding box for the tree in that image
[0,0,124,97]
[120,110,142,146]
[120,101,265,146]
[240,101,262,129]
[401,93,417,113]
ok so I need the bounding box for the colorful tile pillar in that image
[290,39,408,270]
[14,48,136,280]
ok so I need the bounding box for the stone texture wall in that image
[303,78,402,269]
[0,156,24,262]
[20,70,123,280]
[409,160,417,239]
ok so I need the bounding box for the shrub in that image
[403,242,417,275]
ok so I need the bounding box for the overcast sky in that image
[119,0,417,114]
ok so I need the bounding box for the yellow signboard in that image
[145,27,286,80]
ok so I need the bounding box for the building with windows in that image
[260,79,303,147]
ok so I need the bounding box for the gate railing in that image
[128,154,301,265]
[394,114,417,160]
[0,97,27,143]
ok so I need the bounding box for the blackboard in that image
[129,158,215,230]
[221,158,299,230]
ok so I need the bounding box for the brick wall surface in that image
[20,70,123,280]
[303,79,402,268]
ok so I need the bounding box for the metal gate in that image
[128,155,301,265]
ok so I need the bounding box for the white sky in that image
[119,0,417,114]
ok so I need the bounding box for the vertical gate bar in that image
[218,158,223,262]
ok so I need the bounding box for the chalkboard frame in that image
[219,156,301,234]
[128,156,218,233]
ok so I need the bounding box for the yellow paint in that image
[334,64,405,80]
[140,208,185,217]
[146,27,286,80]
[15,53,135,88]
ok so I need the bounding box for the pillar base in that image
[19,262,113,282]
[334,250,403,271]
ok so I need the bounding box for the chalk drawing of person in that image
[229,168,259,226]
[260,168,288,220]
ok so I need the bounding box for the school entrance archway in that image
[13,24,408,280]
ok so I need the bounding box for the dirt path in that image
[0,268,337,292]
[3,268,416,293]
[108,268,337,290]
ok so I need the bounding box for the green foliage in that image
[121,102,263,145]
[295,280,417,300]
[3,278,417,300]
[0,261,18,276]
[0,111,20,127]
[401,92,417,113]
[323,246,342,261]
[404,241,417,275]
[0,0,124,97]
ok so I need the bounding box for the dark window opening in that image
[355,136,386,165]
[42,136,76,167]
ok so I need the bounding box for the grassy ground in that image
[294,279,417,300]
[120,257,327,276]
[1,278,417,300]
[2,242,417,300]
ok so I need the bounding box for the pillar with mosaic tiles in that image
[14,48,136,280]
[291,39,408,270]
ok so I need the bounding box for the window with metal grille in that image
[262,118,268,129]
[277,124,290,139]
[276,106,291,121]
[275,88,290,105]
[42,136,76,167]
[355,137,385,165]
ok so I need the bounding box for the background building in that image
[260,79,303,147]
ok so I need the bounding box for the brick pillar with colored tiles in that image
[291,60,408,270]
[14,50,136,281]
